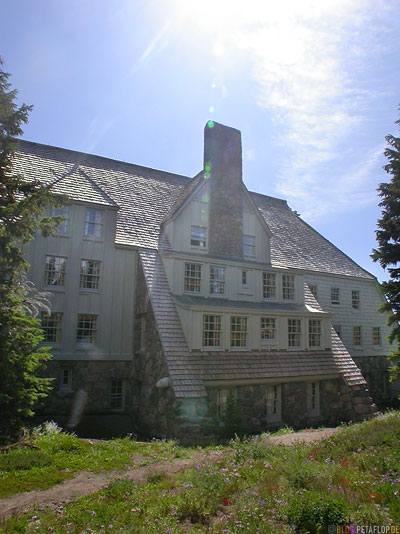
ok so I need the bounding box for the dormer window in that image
[51,205,70,235]
[191,225,207,248]
[263,272,276,299]
[243,235,256,256]
[210,266,225,295]
[184,263,202,293]
[84,208,102,238]
[282,275,295,300]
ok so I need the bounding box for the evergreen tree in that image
[372,113,400,384]
[0,59,66,442]
[221,392,247,439]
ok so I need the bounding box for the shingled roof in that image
[13,139,374,279]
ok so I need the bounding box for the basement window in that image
[110,379,125,410]
[60,368,72,391]
[307,381,319,415]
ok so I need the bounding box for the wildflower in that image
[264,462,273,469]
[369,492,377,501]
[223,497,231,506]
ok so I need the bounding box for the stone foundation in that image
[352,354,390,406]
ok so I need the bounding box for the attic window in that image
[191,226,207,247]
[84,208,102,238]
[243,235,256,256]
[51,205,70,235]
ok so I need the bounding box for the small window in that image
[210,266,225,295]
[203,315,222,348]
[217,388,235,420]
[230,316,248,348]
[191,225,207,247]
[282,275,295,300]
[184,263,202,293]
[242,270,247,286]
[243,235,256,256]
[308,285,317,299]
[352,290,360,309]
[265,384,281,422]
[51,205,70,235]
[60,368,72,390]
[84,208,102,238]
[308,381,319,415]
[110,379,125,410]
[263,273,276,299]
[45,256,67,287]
[333,325,342,339]
[260,317,276,344]
[41,312,63,343]
[288,318,301,348]
[353,325,362,346]
[309,320,321,347]
[76,314,97,344]
[372,327,381,346]
[80,260,101,290]
[331,287,340,305]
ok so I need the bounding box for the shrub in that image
[287,491,348,533]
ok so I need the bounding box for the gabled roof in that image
[13,139,374,279]
[162,170,206,224]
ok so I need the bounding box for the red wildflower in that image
[369,493,377,501]
[272,486,279,493]
[223,497,231,506]
[340,456,349,467]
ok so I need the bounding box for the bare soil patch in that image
[267,427,339,445]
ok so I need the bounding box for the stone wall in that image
[352,354,390,406]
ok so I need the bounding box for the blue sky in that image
[2,0,400,281]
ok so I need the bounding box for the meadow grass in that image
[1,412,399,533]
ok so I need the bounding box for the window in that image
[210,266,225,295]
[191,225,207,247]
[352,290,360,309]
[353,326,362,346]
[333,325,342,339]
[309,320,321,347]
[331,287,340,305]
[51,205,70,234]
[41,312,62,343]
[76,314,97,344]
[260,317,276,344]
[203,315,222,348]
[288,319,301,347]
[265,384,281,421]
[243,235,256,256]
[84,208,102,238]
[308,285,318,299]
[263,273,276,299]
[217,388,234,420]
[230,316,248,348]
[60,368,72,390]
[80,260,101,289]
[372,327,381,346]
[308,381,319,414]
[282,275,295,300]
[110,379,125,410]
[45,256,66,286]
[242,270,247,286]
[184,263,202,293]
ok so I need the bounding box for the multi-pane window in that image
[308,285,318,299]
[60,368,72,390]
[76,314,97,344]
[282,275,295,300]
[265,384,281,421]
[110,379,124,410]
[242,270,248,286]
[184,263,202,293]
[309,320,321,347]
[203,315,222,348]
[45,256,66,286]
[243,235,256,256]
[191,225,207,247]
[51,205,70,234]
[333,325,342,339]
[41,312,62,343]
[331,287,340,304]
[263,273,276,299]
[210,266,225,295]
[308,381,319,414]
[80,260,101,289]
[352,290,360,309]
[288,319,301,347]
[230,316,248,348]
[372,327,381,346]
[260,317,276,343]
[84,208,102,238]
[353,326,362,346]
[217,388,232,420]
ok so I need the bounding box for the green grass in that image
[1,412,400,533]
[0,422,188,498]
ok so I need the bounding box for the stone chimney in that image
[204,121,243,258]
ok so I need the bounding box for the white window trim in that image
[308,319,322,350]
[282,274,295,301]
[202,314,223,351]
[243,234,256,257]
[183,262,202,294]
[262,272,277,301]
[209,265,226,297]
[229,315,249,351]
[265,384,281,423]
[110,378,126,412]
[260,316,278,346]
[331,287,340,305]
[190,225,208,249]
[287,318,302,350]
[59,367,73,392]
[83,207,104,240]
[353,325,362,348]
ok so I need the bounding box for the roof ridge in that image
[78,168,119,208]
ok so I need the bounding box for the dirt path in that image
[0,428,339,520]
[0,451,224,520]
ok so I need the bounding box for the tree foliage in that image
[372,114,400,382]
[0,58,66,442]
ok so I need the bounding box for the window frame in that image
[288,318,301,348]
[351,290,360,310]
[84,208,103,239]
[372,326,381,346]
[282,274,295,301]
[110,378,125,411]
[44,255,67,288]
[230,315,248,349]
[209,265,225,296]
[60,367,72,391]
[184,262,202,294]
[41,312,63,344]
[308,319,322,348]
[265,384,281,423]
[331,287,340,305]
[263,272,276,300]
[353,325,362,347]
[203,314,222,349]
[76,314,98,345]
[307,381,320,415]
[243,234,256,257]
[190,225,207,248]
[80,259,101,290]
[260,316,277,345]
[51,205,71,235]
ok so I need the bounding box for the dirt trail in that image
[0,428,339,520]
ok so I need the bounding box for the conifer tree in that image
[372,114,400,384]
[0,59,65,442]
